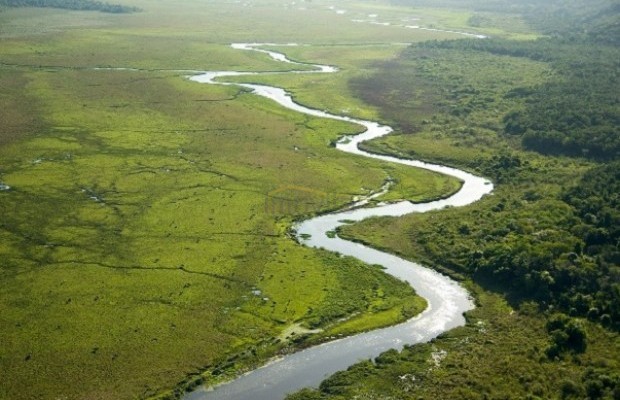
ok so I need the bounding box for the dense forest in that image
[395,19,620,326]
[399,0,620,160]
[395,0,618,328]
[348,2,619,329]
[388,0,619,160]
[468,159,619,331]
[0,0,139,13]
[293,1,619,398]
[424,38,619,160]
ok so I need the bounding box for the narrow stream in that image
[184,43,493,400]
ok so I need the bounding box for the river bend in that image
[185,43,493,400]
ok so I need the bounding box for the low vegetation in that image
[0,64,435,399]
[0,1,466,399]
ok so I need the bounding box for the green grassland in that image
[0,66,430,400]
[0,1,494,399]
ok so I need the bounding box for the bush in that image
[546,313,587,358]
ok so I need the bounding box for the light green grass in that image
[0,2,472,398]
[0,65,433,399]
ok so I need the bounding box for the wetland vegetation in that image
[0,1,466,399]
[0,0,618,399]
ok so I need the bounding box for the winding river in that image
[184,43,493,400]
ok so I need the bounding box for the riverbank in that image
[181,43,491,400]
[0,2,515,398]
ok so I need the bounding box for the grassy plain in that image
[0,0,518,398]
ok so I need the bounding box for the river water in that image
[184,43,493,400]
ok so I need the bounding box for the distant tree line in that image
[0,0,140,13]
[392,0,619,45]
[421,35,619,160]
[388,0,620,160]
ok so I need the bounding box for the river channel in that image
[184,43,493,400]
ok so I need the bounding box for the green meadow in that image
[0,0,494,398]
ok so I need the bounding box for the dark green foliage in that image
[421,37,620,160]
[348,0,619,329]
[545,313,587,358]
[437,163,619,330]
[563,161,620,262]
[474,152,527,184]
[392,0,620,160]
[286,290,618,400]
[318,361,374,396]
[560,378,585,399]
[353,43,619,326]
[467,171,619,329]
[582,367,620,400]
[0,0,140,13]
[374,348,400,365]
[285,388,324,400]
[393,0,620,44]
